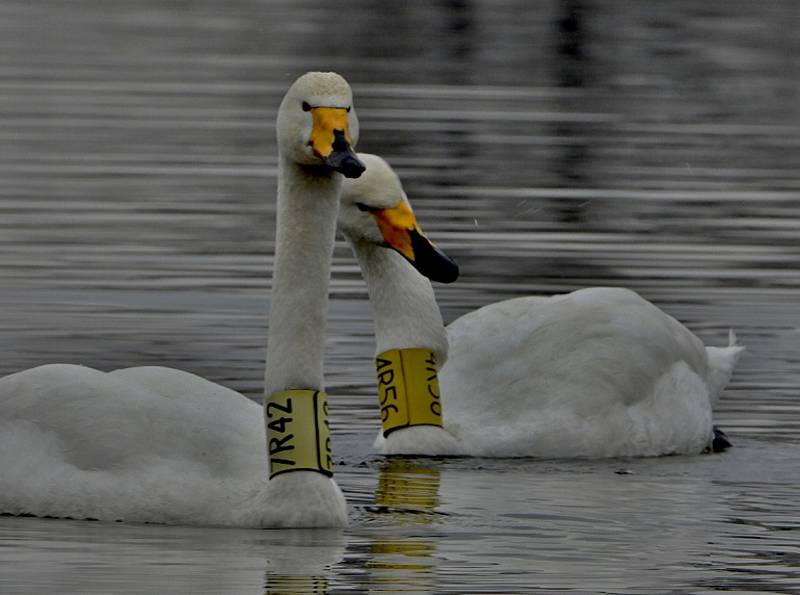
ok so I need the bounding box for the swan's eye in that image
[301,101,311,112]
[346,106,351,113]
[356,202,373,212]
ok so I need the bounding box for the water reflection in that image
[262,531,344,595]
[551,0,593,223]
[374,459,443,516]
[2,0,800,593]
[264,576,329,595]
[364,460,442,594]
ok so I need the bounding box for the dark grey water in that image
[1,1,799,593]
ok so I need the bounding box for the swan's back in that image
[441,288,717,457]
[1,364,264,474]
[0,364,271,526]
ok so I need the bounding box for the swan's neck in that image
[264,160,341,396]
[349,241,448,431]
[348,240,448,364]
[349,239,462,455]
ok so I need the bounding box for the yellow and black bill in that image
[307,106,365,178]
[362,200,459,284]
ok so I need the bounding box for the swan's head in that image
[339,154,459,284]
[277,72,365,178]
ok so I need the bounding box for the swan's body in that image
[339,155,744,458]
[438,288,741,457]
[0,365,296,527]
[0,72,365,527]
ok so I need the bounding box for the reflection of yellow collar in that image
[375,348,443,437]
[377,460,441,512]
[266,389,332,479]
[265,574,329,594]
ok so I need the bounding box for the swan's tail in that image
[705,329,745,406]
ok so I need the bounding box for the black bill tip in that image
[324,130,366,178]
[407,229,460,284]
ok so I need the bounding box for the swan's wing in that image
[1,363,264,472]
[0,364,269,524]
[444,288,707,411]
[439,288,716,456]
[109,365,253,405]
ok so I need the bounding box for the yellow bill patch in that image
[372,201,422,261]
[309,107,351,159]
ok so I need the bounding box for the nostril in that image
[331,130,348,151]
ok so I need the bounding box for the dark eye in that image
[302,101,311,112]
[346,106,351,113]
[355,202,371,212]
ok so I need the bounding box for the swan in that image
[0,72,367,528]
[337,154,744,458]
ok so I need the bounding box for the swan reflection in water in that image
[364,459,444,594]
[262,529,345,595]
[263,460,444,595]
[373,459,443,517]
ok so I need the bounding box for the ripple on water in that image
[1,0,800,593]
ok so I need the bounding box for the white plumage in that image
[339,156,744,458]
[438,288,742,457]
[0,365,318,527]
[0,72,363,527]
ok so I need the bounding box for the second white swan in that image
[338,154,744,459]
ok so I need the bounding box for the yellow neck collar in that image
[266,389,332,479]
[375,348,443,437]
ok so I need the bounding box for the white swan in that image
[0,72,367,528]
[338,154,744,458]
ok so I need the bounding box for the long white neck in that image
[348,239,463,456]
[348,239,449,367]
[264,160,341,395]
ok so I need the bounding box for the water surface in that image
[1,1,799,593]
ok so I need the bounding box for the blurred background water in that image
[0,1,798,593]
